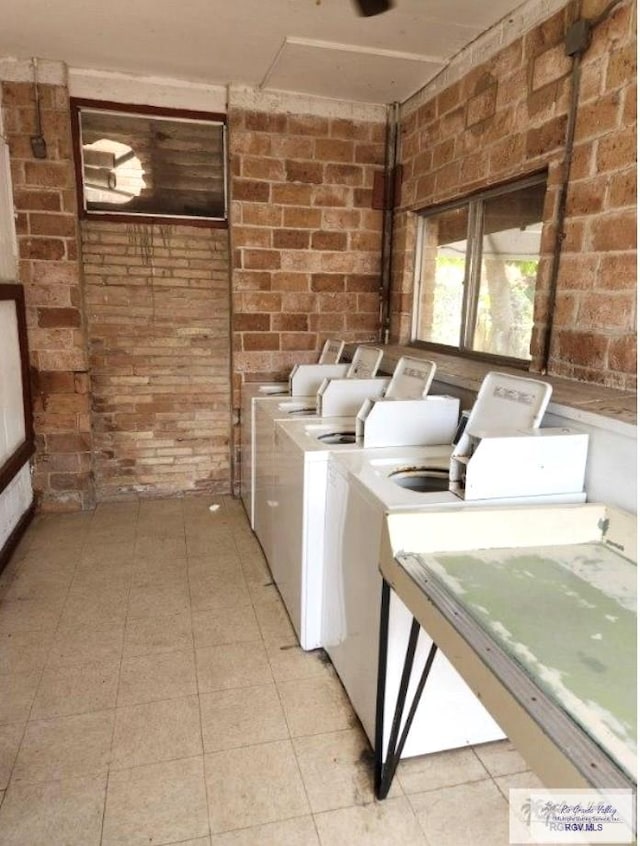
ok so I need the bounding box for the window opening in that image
[413,175,546,363]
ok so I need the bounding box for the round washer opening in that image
[317,431,357,445]
[388,466,450,493]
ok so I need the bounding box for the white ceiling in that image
[0,0,525,104]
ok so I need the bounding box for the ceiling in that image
[0,0,525,104]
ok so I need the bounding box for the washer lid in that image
[465,372,552,436]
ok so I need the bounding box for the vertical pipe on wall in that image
[378,102,399,344]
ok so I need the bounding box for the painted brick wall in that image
[2,80,93,511]
[393,0,636,389]
[80,221,231,500]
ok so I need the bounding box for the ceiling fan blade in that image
[352,0,394,16]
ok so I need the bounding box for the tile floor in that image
[0,496,543,845]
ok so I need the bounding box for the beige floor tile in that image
[58,590,129,631]
[163,839,211,846]
[0,724,24,789]
[494,769,545,800]
[239,553,273,593]
[126,581,191,619]
[294,728,401,812]
[195,642,273,693]
[205,740,309,833]
[409,778,509,846]
[12,709,114,784]
[131,558,188,588]
[192,605,260,648]
[264,641,333,683]
[277,675,355,738]
[79,541,134,568]
[473,739,529,778]
[111,695,203,770]
[314,796,427,846]
[134,536,187,560]
[47,624,125,668]
[70,563,133,596]
[188,561,250,612]
[200,684,288,752]
[0,630,50,674]
[123,611,193,658]
[3,567,73,603]
[118,649,197,706]
[252,594,297,646]
[31,659,120,720]
[0,670,41,724]
[102,756,209,846]
[187,533,239,558]
[0,774,106,846]
[210,816,319,845]
[396,746,489,795]
[0,598,64,634]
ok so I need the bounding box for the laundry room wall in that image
[80,221,231,500]
[1,67,93,511]
[392,0,636,390]
[227,89,387,477]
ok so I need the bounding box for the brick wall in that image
[1,80,93,510]
[393,0,636,389]
[228,105,386,487]
[229,108,385,388]
[81,222,231,500]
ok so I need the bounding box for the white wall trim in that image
[229,84,387,121]
[401,0,570,117]
[0,57,67,85]
[69,67,227,113]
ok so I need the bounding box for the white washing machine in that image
[321,375,590,759]
[246,345,384,530]
[240,338,346,526]
[269,381,461,648]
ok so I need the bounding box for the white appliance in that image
[267,357,461,649]
[240,339,345,523]
[253,345,386,552]
[321,372,590,760]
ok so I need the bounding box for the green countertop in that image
[400,542,637,780]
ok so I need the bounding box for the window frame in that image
[411,171,548,368]
[70,98,228,228]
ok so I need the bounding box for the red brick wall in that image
[81,222,231,499]
[228,106,386,488]
[229,108,385,393]
[394,0,636,389]
[2,80,93,510]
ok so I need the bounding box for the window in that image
[412,174,547,363]
[71,100,227,225]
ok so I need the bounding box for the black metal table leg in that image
[374,578,439,800]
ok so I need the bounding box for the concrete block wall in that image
[81,222,231,500]
[1,80,93,510]
[393,0,636,390]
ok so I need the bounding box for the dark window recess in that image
[71,101,227,224]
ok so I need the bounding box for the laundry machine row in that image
[321,372,590,761]
[241,343,383,528]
